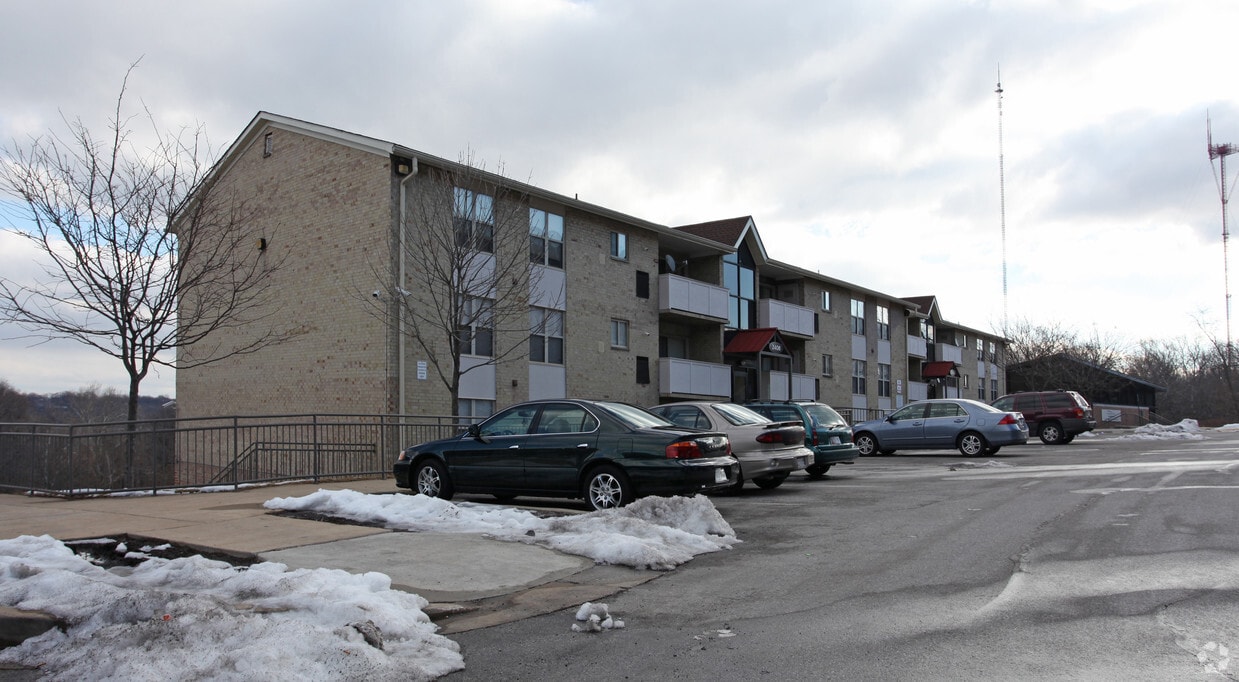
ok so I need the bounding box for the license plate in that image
[829,436,841,445]
[714,468,727,483]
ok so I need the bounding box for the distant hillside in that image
[19,390,175,424]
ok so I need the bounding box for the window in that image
[454,187,494,253]
[923,320,935,344]
[988,341,996,362]
[263,132,273,157]
[636,356,650,384]
[610,231,628,260]
[852,359,867,395]
[535,404,597,433]
[822,354,834,377]
[962,375,970,389]
[850,299,865,335]
[878,363,891,397]
[821,291,832,312]
[991,379,998,400]
[979,387,987,400]
[457,399,494,422]
[876,305,890,341]
[529,307,564,364]
[956,332,966,347]
[456,297,493,357]
[723,251,756,329]
[635,271,649,299]
[976,337,984,359]
[661,336,687,359]
[610,319,629,349]
[529,208,564,268]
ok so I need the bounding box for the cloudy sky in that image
[2,0,1237,397]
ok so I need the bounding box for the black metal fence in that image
[0,414,474,497]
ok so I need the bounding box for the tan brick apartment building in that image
[177,112,1007,421]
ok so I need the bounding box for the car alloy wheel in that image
[855,433,877,456]
[958,432,987,457]
[585,466,631,510]
[1039,423,1064,445]
[414,460,454,500]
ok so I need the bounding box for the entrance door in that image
[732,366,757,403]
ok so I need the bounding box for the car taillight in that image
[1071,408,1084,418]
[997,414,1019,425]
[756,431,783,444]
[666,441,705,459]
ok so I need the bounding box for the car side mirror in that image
[466,423,489,443]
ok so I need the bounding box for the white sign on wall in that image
[417,361,427,381]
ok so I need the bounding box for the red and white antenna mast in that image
[996,67,1008,331]
[1209,115,1239,359]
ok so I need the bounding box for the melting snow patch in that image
[264,490,739,571]
[1216,423,1239,432]
[0,534,464,680]
[948,460,1013,470]
[571,601,625,633]
[1115,419,1204,441]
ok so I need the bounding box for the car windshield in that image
[711,403,770,426]
[803,403,847,427]
[597,401,675,429]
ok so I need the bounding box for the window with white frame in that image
[453,187,494,253]
[956,332,966,347]
[610,231,628,260]
[457,399,494,421]
[988,340,997,362]
[850,298,865,335]
[529,307,564,364]
[991,378,998,400]
[456,297,494,357]
[610,319,629,349]
[821,291,832,312]
[878,363,891,397]
[976,337,984,359]
[979,387,986,400]
[852,359,867,395]
[822,353,833,377]
[529,208,564,268]
[876,305,890,340]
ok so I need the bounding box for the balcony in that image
[769,372,817,401]
[659,358,731,398]
[908,381,928,402]
[907,334,927,358]
[758,299,814,338]
[659,274,728,322]
[935,343,963,364]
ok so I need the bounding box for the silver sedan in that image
[646,401,813,490]
[851,399,1029,457]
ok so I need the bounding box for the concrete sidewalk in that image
[0,479,656,636]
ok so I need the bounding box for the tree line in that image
[0,380,173,424]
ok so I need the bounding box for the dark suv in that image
[745,401,858,477]
[991,390,1096,444]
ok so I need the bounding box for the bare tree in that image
[370,153,555,414]
[0,64,296,424]
[0,379,26,421]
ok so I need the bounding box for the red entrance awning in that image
[922,361,959,378]
[724,328,781,354]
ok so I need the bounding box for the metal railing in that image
[0,414,475,498]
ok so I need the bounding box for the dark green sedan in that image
[394,399,740,510]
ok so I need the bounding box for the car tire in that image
[1039,422,1065,445]
[1062,435,1075,444]
[584,465,633,510]
[728,473,746,493]
[855,433,878,456]
[805,464,831,479]
[878,449,896,456]
[958,431,988,457]
[983,446,1002,455]
[413,459,454,500]
[753,473,789,490]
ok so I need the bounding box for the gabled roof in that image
[673,216,768,262]
[723,328,789,355]
[1009,354,1167,392]
[903,296,938,318]
[922,361,960,378]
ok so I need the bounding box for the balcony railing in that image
[935,343,963,364]
[758,299,815,337]
[659,358,731,398]
[907,335,928,358]
[658,274,728,321]
[768,372,817,401]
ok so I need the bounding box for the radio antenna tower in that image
[996,67,1009,331]
[1208,115,1239,361]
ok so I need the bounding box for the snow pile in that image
[264,490,739,571]
[1114,419,1205,441]
[0,535,463,681]
[1215,423,1239,432]
[571,601,624,633]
